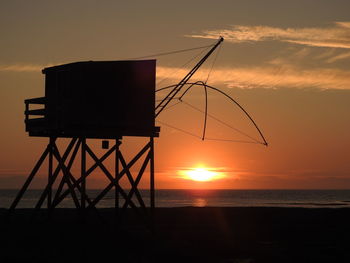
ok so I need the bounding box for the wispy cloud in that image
[0,64,52,72]
[335,21,350,29]
[326,51,350,63]
[2,63,349,90]
[188,22,350,49]
[157,65,350,90]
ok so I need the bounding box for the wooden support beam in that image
[81,138,86,209]
[121,151,151,210]
[35,138,77,210]
[24,97,45,104]
[52,139,82,205]
[86,142,151,209]
[49,143,81,209]
[150,137,155,210]
[119,152,148,210]
[47,137,54,208]
[11,135,155,229]
[9,144,51,211]
[51,144,117,208]
[24,109,46,116]
[84,144,140,208]
[115,140,120,212]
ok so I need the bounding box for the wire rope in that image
[205,138,262,144]
[157,100,182,113]
[156,95,262,144]
[180,82,267,146]
[181,100,262,144]
[151,38,267,146]
[130,44,214,60]
[204,42,222,85]
[156,82,268,146]
[156,45,212,87]
[156,120,202,139]
[156,119,261,145]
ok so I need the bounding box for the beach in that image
[1,207,350,262]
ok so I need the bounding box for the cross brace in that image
[9,137,155,223]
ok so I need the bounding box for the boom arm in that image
[155,37,224,118]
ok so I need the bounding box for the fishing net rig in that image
[138,37,268,147]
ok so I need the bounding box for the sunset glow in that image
[178,167,225,182]
[1,1,350,190]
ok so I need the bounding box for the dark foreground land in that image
[1,207,350,262]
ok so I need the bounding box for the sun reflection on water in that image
[194,198,207,207]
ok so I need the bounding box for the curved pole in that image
[203,83,268,146]
[156,82,268,146]
[162,80,209,140]
[202,82,208,141]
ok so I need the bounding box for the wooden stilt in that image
[51,145,117,208]
[115,140,120,212]
[9,146,50,211]
[35,138,77,210]
[47,137,54,208]
[150,137,155,213]
[81,137,86,210]
[10,136,156,228]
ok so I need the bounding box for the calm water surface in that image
[1,189,350,208]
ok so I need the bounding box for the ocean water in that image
[1,189,350,209]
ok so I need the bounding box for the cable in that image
[155,37,224,118]
[156,45,212,87]
[156,85,176,92]
[156,97,263,144]
[156,119,261,145]
[204,42,222,85]
[205,138,262,145]
[156,120,202,139]
[150,38,268,146]
[159,82,268,146]
[155,96,181,102]
[157,100,182,113]
[181,100,262,144]
[130,44,214,60]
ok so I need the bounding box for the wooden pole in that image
[34,138,77,210]
[81,137,86,210]
[115,139,120,212]
[150,137,155,210]
[51,145,117,208]
[9,145,50,211]
[47,137,54,208]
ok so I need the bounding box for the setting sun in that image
[178,166,225,182]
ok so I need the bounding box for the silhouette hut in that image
[11,37,227,219]
[26,60,158,138]
[11,60,159,217]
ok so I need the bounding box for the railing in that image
[24,97,46,122]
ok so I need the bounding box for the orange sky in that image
[0,0,350,189]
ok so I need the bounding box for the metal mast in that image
[155,37,224,117]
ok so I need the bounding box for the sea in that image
[1,189,350,209]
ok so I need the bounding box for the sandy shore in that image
[1,207,350,262]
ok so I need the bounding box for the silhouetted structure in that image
[11,37,227,225]
[11,60,159,224]
[26,60,158,138]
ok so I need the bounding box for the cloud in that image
[2,63,349,90]
[157,65,350,90]
[188,22,350,49]
[326,51,350,63]
[0,64,53,72]
[335,21,350,29]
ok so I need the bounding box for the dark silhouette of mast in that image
[155,37,224,117]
